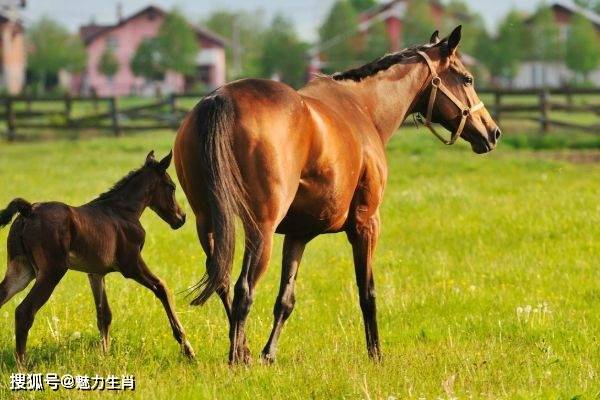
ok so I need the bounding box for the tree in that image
[530,6,562,86]
[156,9,198,77]
[204,10,266,79]
[350,0,376,12]
[130,38,165,81]
[479,10,527,84]
[566,14,600,83]
[361,20,391,62]
[27,16,87,93]
[319,0,360,72]
[259,14,308,88]
[98,46,119,79]
[574,0,600,13]
[443,0,488,55]
[403,0,436,47]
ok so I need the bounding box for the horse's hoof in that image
[182,341,196,359]
[15,353,26,371]
[260,353,275,365]
[229,346,252,365]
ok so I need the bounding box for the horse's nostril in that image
[495,128,502,141]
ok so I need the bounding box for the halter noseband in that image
[416,50,484,145]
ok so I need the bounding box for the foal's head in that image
[143,151,186,229]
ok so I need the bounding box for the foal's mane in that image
[332,42,441,83]
[91,167,147,203]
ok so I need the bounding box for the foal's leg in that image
[196,221,232,322]
[88,274,112,353]
[347,213,382,361]
[123,255,195,358]
[261,234,309,363]
[0,256,34,308]
[15,269,66,367]
[229,224,275,364]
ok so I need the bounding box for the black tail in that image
[189,94,256,306]
[0,198,32,228]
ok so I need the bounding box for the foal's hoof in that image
[15,353,26,371]
[229,346,252,365]
[182,340,196,359]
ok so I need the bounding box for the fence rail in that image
[1,88,599,141]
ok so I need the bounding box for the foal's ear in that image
[145,150,156,165]
[446,25,462,55]
[158,150,173,170]
[429,30,440,44]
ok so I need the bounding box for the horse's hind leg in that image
[261,234,310,363]
[0,256,34,309]
[229,223,275,364]
[88,274,112,353]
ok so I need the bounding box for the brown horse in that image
[174,26,500,364]
[0,151,194,367]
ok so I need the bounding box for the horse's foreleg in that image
[347,213,381,361]
[88,274,112,353]
[261,234,309,363]
[123,255,195,358]
[229,224,274,364]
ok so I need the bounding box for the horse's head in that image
[415,26,501,154]
[144,150,186,229]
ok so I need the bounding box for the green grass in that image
[0,130,599,399]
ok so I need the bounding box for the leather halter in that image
[416,50,484,145]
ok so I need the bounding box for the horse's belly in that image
[276,182,352,235]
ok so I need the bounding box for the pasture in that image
[0,128,598,399]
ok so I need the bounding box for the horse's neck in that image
[352,61,430,143]
[94,182,149,219]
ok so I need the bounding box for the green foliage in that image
[98,46,119,78]
[403,0,435,47]
[574,0,600,13]
[349,0,376,12]
[443,0,488,55]
[531,6,562,62]
[319,0,360,72]
[203,10,266,79]
[361,20,391,62]
[156,9,199,76]
[259,14,308,88]
[565,14,600,81]
[27,16,87,88]
[130,38,165,81]
[478,10,527,82]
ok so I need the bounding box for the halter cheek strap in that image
[416,50,484,145]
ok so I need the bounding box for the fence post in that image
[539,89,550,133]
[6,97,16,141]
[493,91,501,122]
[64,94,73,128]
[109,97,121,136]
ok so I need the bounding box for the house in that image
[513,0,600,88]
[0,3,25,94]
[359,0,445,52]
[72,5,226,96]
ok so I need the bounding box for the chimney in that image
[116,2,123,23]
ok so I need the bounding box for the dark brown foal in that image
[0,151,194,367]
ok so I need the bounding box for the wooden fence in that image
[1,88,599,141]
[0,93,205,141]
[478,87,600,134]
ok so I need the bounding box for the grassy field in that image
[0,129,598,399]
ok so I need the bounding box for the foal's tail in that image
[0,198,32,228]
[189,93,256,306]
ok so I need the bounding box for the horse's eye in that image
[464,76,473,86]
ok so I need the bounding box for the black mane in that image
[91,167,147,203]
[332,42,440,82]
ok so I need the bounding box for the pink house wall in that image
[85,13,178,96]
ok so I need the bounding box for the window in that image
[107,36,118,50]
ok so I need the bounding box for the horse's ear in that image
[446,25,462,55]
[429,30,440,44]
[158,150,173,170]
[145,150,156,165]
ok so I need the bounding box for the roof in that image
[80,5,226,47]
[551,0,600,28]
